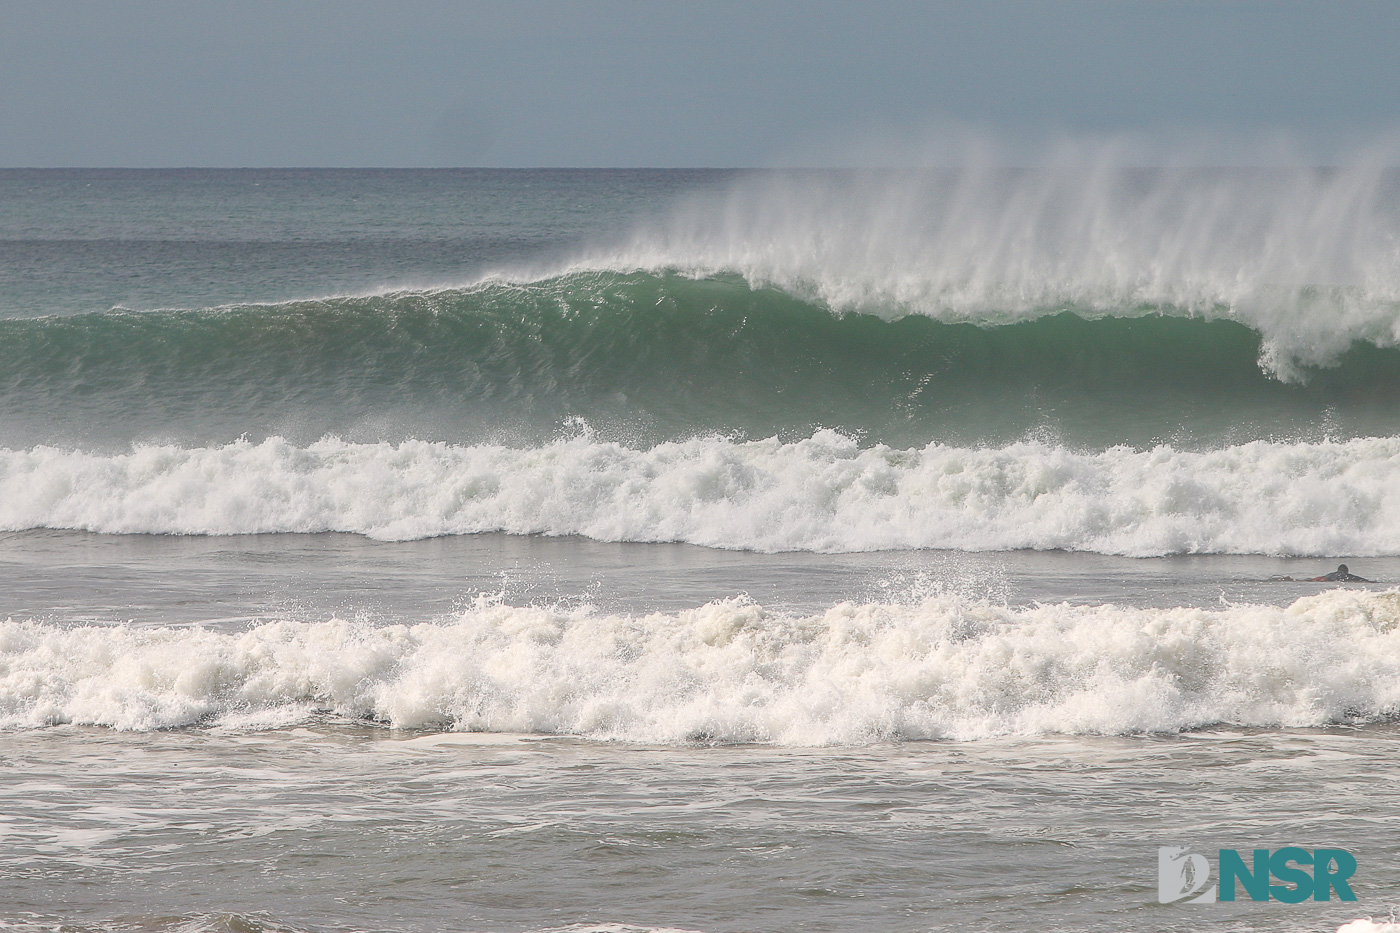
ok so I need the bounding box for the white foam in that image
[1338,922,1400,933]
[4,589,1400,742]
[5,431,1400,556]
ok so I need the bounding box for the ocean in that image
[3,166,1400,933]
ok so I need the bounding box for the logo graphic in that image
[1157,847,1357,904]
[1159,847,1217,903]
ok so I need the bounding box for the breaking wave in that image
[598,164,1400,379]
[4,431,1400,556]
[4,589,1400,741]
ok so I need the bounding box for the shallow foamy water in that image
[3,724,1398,933]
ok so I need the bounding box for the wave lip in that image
[4,432,1400,556]
[4,590,1399,742]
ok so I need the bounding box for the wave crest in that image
[597,165,1400,376]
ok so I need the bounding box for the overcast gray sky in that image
[1,0,1396,167]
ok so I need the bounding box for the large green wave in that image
[3,270,1400,450]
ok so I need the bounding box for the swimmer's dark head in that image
[1339,564,1349,574]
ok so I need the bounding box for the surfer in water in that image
[1310,564,1371,582]
[1268,564,1373,582]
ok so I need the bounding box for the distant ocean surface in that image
[3,167,1400,933]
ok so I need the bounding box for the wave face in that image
[4,271,1400,451]
[6,432,1400,555]
[4,590,1399,740]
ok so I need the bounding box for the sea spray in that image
[599,162,1400,376]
